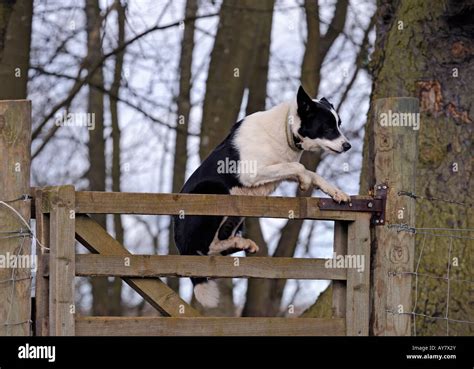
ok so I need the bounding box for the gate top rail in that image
[39,190,384,221]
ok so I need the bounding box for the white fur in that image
[235,100,302,188]
[232,97,351,203]
[235,98,350,181]
[230,184,278,196]
[194,280,220,308]
[301,136,348,153]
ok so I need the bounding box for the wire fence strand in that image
[398,191,473,207]
[1,194,36,336]
[394,190,474,336]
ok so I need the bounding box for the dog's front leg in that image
[310,172,351,203]
[247,162,313,191]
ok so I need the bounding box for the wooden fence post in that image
[47,185,76,336]
[0,100,31,336]
[371,97,418,335]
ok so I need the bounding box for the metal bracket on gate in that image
[318,184,388,226]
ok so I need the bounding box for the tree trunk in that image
[85,0,108,316]
[198,0,270,316]
[109,0,126,316]
[0,0,32,100]
[167,0,198,293]
[265,0,348,317]
[303,6,375,320]
[199,0,263,159]
[241,0,275,317]
[361,0,473,335]
[244,0,274,116]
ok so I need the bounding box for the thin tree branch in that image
[32,11,218,140]
[336,13,376,113]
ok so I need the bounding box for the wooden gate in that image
[34,185,375,336]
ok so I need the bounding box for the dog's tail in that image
[192,278,219,308]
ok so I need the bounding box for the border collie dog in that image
[174,86,351,308]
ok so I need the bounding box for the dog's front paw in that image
[330,188,351,203]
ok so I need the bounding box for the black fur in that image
[173,120,243,252]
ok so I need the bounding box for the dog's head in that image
[295,86,351,154]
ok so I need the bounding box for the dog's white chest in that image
[230,182,279,197]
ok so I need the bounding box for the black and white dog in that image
[173,86,351,308]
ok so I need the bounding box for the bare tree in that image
[199,0,265,159]
[243,0,349,317]
[167,0,198,293]
[360,0,473,335]
[303,10,376,318]
[0,0,32,99]
[109,0,127,316]
[241,0,275,317]
[197,0,273,316]
[85,0,109,316]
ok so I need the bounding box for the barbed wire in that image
[1,195,36,335]
[412,227,474,232]
[0,196,49,251]
[391,271,474,285]
[398,190,472,207]
[3,236,33,334]
[387,224,474,240]
[0,276,33,285]
[0,228,32,241]
[3,194,33,203]
[387,310,474,325]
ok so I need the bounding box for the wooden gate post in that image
[46,185,76,336]
[371,97,418,335]
[0,100,32,336]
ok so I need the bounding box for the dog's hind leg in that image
[206,216,252,255]
[208,236,259,256]
[217,216,244,240]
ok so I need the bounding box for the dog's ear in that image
[297,85,315,116]
[320,97,335,109]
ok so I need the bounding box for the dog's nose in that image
[342,142,351,152]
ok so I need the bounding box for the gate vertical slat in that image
[34,188,50,336]
[332,221,348,319]
[48,185,75,336]
[346,215,371,336]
